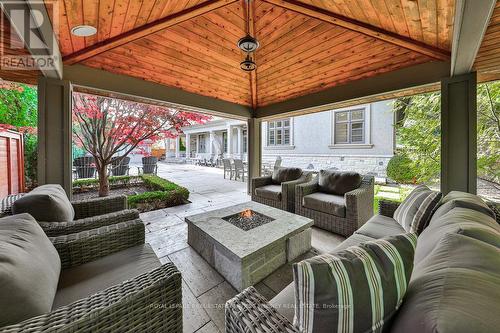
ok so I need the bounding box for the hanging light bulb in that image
[240,53,257,71]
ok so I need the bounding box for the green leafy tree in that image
[0,83,38,187]
[393,81,500,185]
[393,92,441,184]
[477,83,500,183]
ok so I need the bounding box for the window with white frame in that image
[198,134,206,153]
[334,109,366,144]
[267,118,291,146]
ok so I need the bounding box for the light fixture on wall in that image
[71,25,97,37]
[240,54,257,71]
[238,0,258,72]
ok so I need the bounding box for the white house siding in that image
[261,100,395,177]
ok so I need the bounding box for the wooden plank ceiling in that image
[474,1,500,82]
[7,0,495,108]
[0,14,40,84]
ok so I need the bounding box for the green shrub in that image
[73,175,135,188]
[387,155,415,184]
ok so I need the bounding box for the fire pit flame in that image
[240,209,254,219]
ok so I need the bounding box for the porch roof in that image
[0,0,498,118]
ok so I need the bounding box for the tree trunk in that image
[98,165,110,197]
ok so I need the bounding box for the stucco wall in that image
[261,100,395,176]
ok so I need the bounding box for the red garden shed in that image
[0,130,24,197]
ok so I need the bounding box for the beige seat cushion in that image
[255,185,282,201]
[12,184,75,222]
[53,244,160,309]
[356,214,405,239]
[270,283,295,323]
[303,192,346,217]
[0,213,61,327]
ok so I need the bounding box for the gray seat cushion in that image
[255,184,282,201]
[272,167,302,184]
[12,184,75,222]
[390,233,500,333]
[333,233,375,251]
[431,190,495,224]
[53,244,160,309]
[303,192,346,217]
[356,214,405,239]
[0,213,61,327]
[414,207,499,264]
[318,170,362,195]
[269,283,295,323]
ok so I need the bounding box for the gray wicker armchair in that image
[0,219,183,333]
[251,168,314,213]
[40,195,139,237]
[295,175,375,236]
[226,286,298,333]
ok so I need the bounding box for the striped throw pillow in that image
[393,185,442,234]
[293,233,417,333]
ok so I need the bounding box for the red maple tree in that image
[73,93,210,196]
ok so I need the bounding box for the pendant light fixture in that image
[238,0,258,71]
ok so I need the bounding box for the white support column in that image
[226,125,232,157]
[175,136,180,158]
[237,127,243,156]
[185,134,191,158]
[209,131,215,156]
[37,77,73,197]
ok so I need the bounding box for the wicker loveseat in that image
[295,171,374,236]
[10,184,139,237]
[226,191,500,333]
[0,213,182,332]
[251,167,313,213]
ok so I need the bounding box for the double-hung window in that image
[267,119,291,146]
[334,109,365,144]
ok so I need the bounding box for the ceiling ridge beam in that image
[63,0,238,65]
[249,0,258,110]
[261,0,450,61]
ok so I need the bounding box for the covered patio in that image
[1,0,499,332]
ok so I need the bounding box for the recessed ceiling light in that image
[71,25,97,37]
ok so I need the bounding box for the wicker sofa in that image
[9,184,139,237]
[251,167,313,213]
[226,191,500,333]
[0,213,182,332]
[295,171,374,237]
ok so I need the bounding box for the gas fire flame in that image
[240,209,254,219]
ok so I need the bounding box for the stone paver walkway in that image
[139,163,345,333]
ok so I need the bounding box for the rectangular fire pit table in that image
[186,201,313,291]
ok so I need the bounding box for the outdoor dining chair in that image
[222,158,234,179]
[233,159,246,181]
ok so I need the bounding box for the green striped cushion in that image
[293,233,417,333]
[393,185,442,234]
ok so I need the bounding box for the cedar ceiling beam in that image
[63,0,238,65]
[255,61,450,119]
[262,0,450,61]
[63,64,252,119]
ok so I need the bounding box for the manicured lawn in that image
[373,184,414,214]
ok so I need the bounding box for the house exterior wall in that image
[261,100,395,176]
